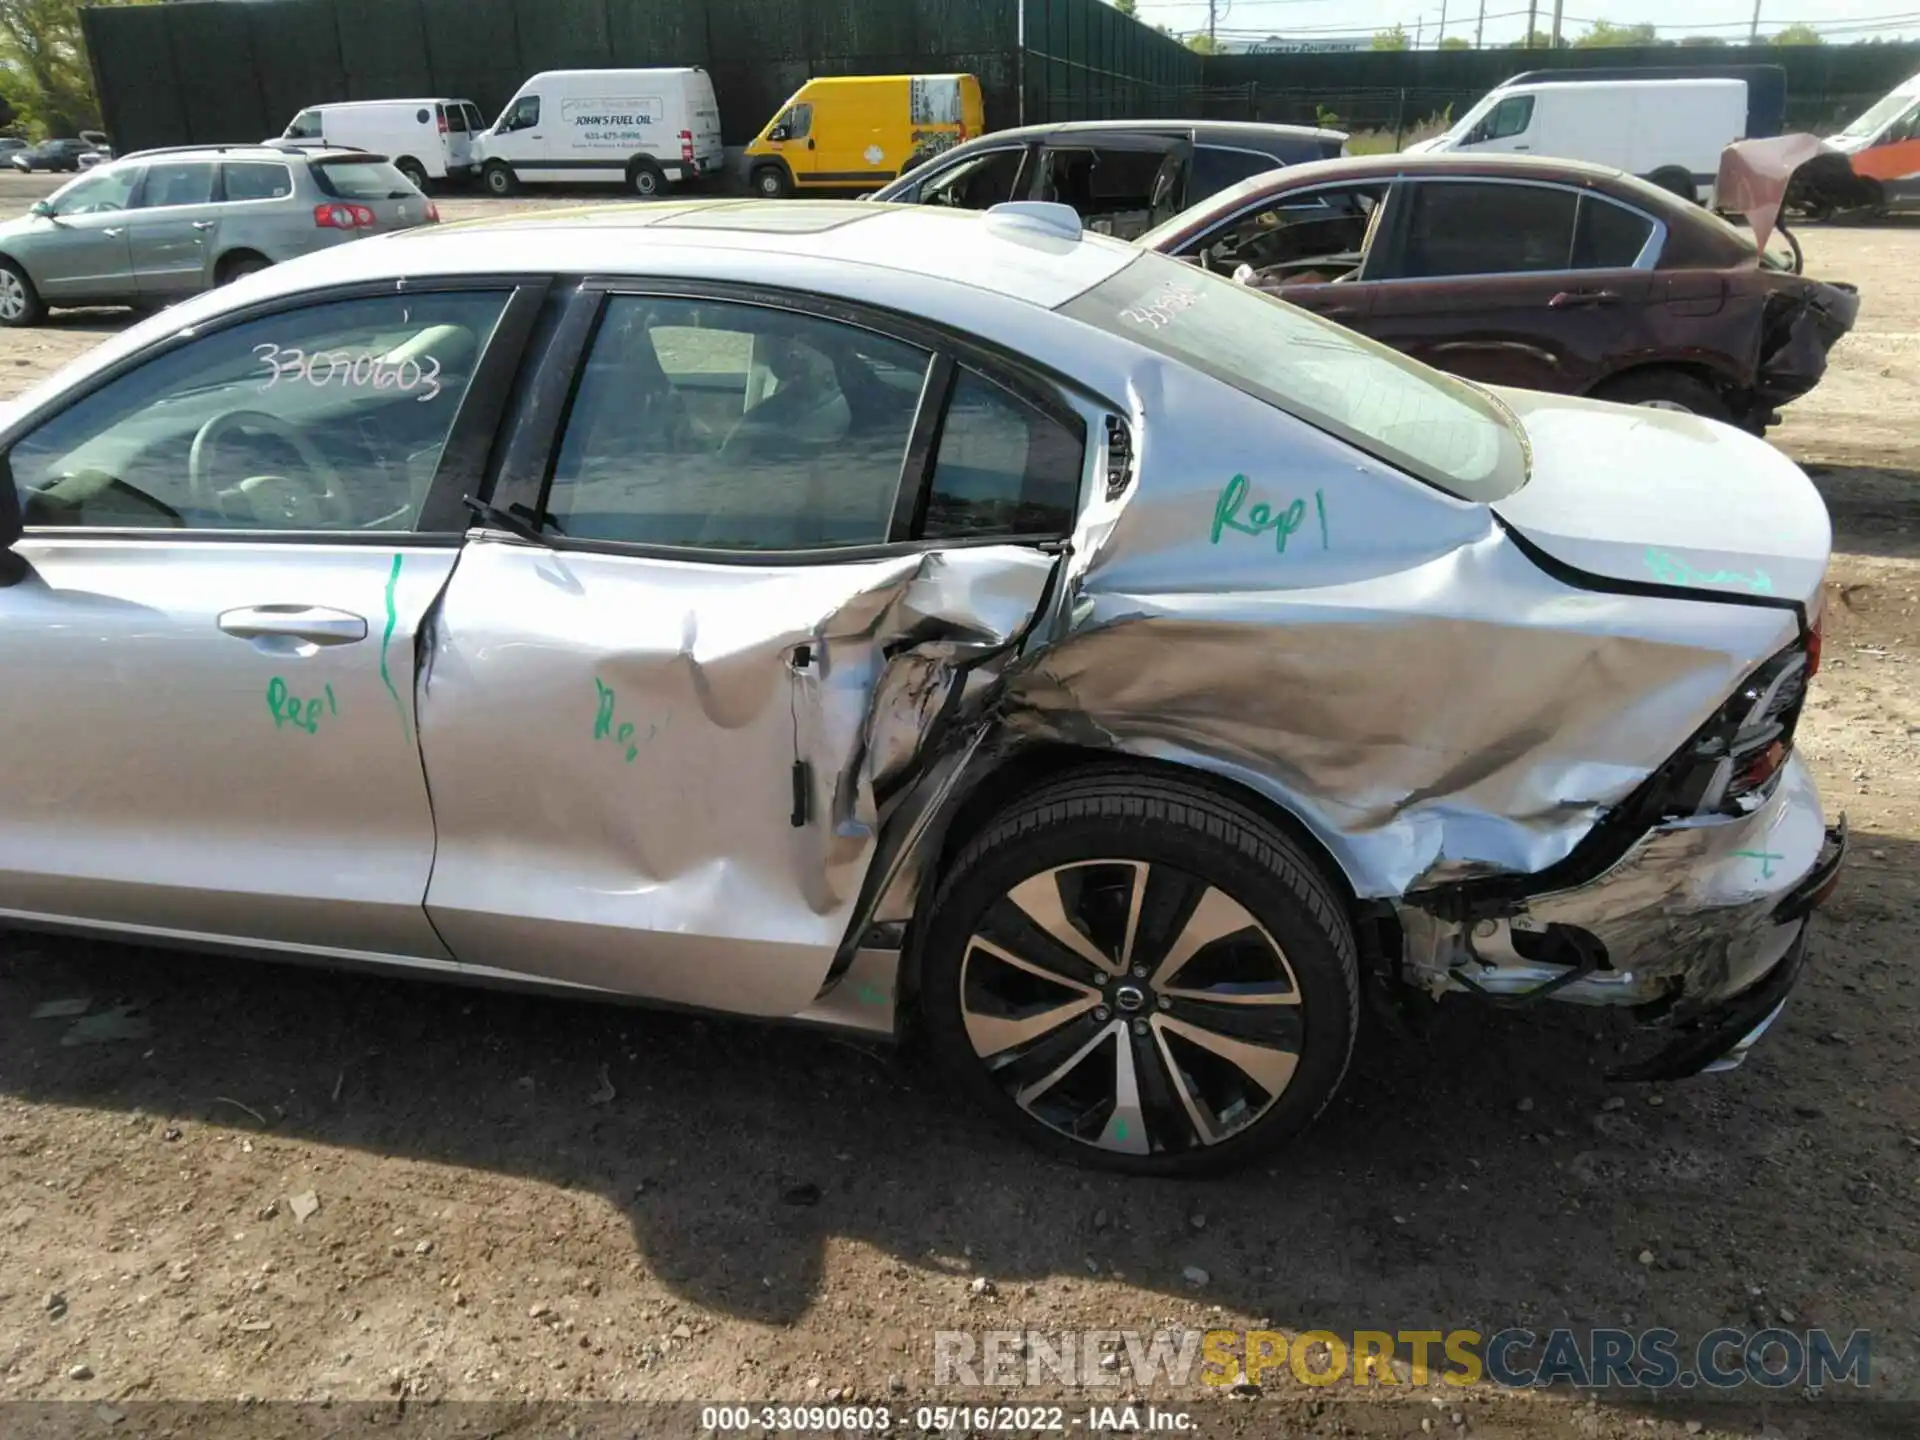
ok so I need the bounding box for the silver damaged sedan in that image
[0,199,1846,1175]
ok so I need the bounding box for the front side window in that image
[286,109,322,140]
[1472,95,1534,142]
[1392,181,1579,278]
[1060,252,1527,502]
[136,161,216,209]
[781,103,813,140]
[500,95,540,132]
[911,146,1027,208]
[923,370,1083,539]
[223,161,294,202]
[1187,182,1387,284]
[546,296,932,550]
[49,167,138,216]
[12,291,511,531]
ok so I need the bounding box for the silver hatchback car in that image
[0,145,437,327]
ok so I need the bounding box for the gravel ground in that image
[0,173,1915,1439]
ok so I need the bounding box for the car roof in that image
[241,199,1141,311]
[120,144,374,164]
[959,118,1346,147]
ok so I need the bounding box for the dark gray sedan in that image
[0,145,437,326]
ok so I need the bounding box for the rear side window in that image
[1188,147,1282,202]
[1572,193,1656,268]
[923,370,1083,539]
[545,296,932,551]
[1393,180,1578,278]
[910,147,1026,208]
[138,161,216,208]
[309,158,414,200]
[223,161,293,201]
[415,108,431,126]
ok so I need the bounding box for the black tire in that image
[394,156,430,192]
[1648,168,1697,204]
[216,251,270,286]
[0,255,46,327]
[628,158,667,198]
[482,161,516,197]
[1593,368,1734,424]
[750,163,791,199]
[914,769,1360,1176]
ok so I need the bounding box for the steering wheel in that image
[188,408,348,527]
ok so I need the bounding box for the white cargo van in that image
[1411,76,1752,204]
[472,68,725,197]
[269,99,486,190]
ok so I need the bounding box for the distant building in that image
[1219,35,1370,54]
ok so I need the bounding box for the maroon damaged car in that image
[1139,152,1858,432]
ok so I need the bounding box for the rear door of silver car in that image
[416,280,1083,1013]
[127,159,223,298]
[0,278,547,956]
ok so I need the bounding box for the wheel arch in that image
[749,155,794,186]
[214,247,271,281]
[1586,355,1746,400]
[893,740,1367,1010]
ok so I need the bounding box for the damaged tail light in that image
[1664,642,1813,818]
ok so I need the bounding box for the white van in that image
[472,68,725,197]
[1411,76,1750,204]
[270,99,486,191]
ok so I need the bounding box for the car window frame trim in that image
[486,275,1090,569]
[1367,173,1667,283]
[7,273,552,547]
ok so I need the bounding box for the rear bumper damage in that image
[1400,756,1844,1078]
[1756,278,1861,410]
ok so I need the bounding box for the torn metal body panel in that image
[416,536,1054,1017]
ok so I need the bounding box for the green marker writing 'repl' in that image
[1211,474,1330,555]
[1644,547,1773,595]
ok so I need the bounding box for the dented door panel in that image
[416,537,1055,1015]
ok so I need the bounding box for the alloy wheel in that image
[0,271,26,320]
[957,858,1303,1157]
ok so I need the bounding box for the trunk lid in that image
[1488,387,1829,610]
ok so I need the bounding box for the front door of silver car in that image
[26,167,140,304]
[0,283,535,957]
[416,284,1079,1015]
[127,159,224,299]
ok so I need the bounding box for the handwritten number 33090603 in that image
[254,344,443,403]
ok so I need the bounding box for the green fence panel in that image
[513,0,614,74]
[330,0,431,101]
[249,0,349,136]
[808,0,914,59]
[707,59,812,145]
[706,0,807,62]
[83,1,191,151]
[607,0,712,68]
[415,0,522,120]
[165,1,270,142]
[918,0,1010,55]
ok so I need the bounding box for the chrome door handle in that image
[101,227,123,237]
[191,220,216,231]
[218,605,367,645]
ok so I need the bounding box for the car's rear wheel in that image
[751,163,791,199]
[915,770,1359,1176]
[216,251,270,286]
[1594,369,1734,425]
[394,156,429,192]
[0,257,46,327]
[628,158,667,198]
[482,161,516,197]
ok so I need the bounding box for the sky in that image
[1133,0,1920,48]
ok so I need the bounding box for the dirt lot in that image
[0,173,1916,1439]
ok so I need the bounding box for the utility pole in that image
[1415,15,1423,47]
[1475,0,1486,47]
[1208,0,1218,48]
[1525,0,1537,48]
[1437,0,1448,45]
[1550,0,1563,48]
[1749,0,1762,44]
